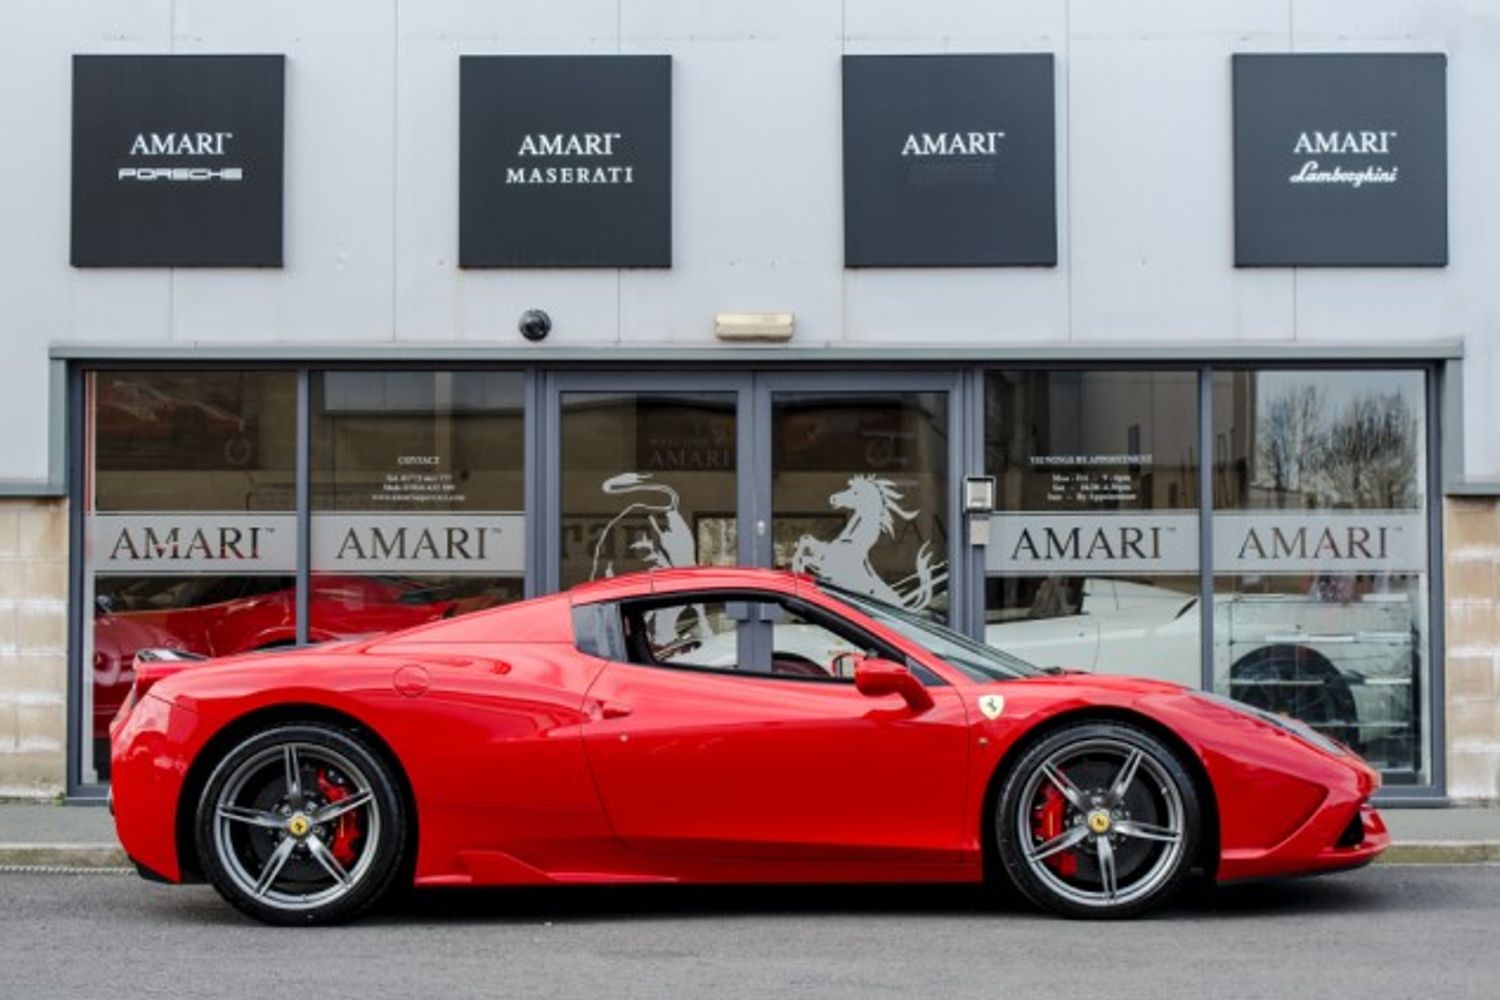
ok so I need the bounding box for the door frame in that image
[540,371,756,594]
[539,368,974,635]
[753,371,969,633]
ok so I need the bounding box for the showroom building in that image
[1,0,1497,804]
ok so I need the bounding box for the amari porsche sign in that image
[459,55,672,268]
[1232,53,1448,267]
[842,54,1057,267]
[71,55,286,267]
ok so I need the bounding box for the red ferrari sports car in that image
[109,567,1388,925]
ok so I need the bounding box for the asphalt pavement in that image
[0,865,1495,1000]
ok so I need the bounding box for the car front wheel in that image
[195,723,406,925]
[996,721,1200,918]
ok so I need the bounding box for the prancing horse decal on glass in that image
[791,475,946,611]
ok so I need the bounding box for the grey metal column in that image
[1198,366,1215,693]
[739,375,762,568]
[64,364,89,795]
[960,367,987,640]
[1425,363,1447,797]
[294,369,310,646]
[523,367,543,599]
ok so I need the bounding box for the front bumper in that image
[1219,794,1390,883]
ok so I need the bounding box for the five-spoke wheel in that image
[996,722,1199,918]
[195,723,406,925]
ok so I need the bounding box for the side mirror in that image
[853,657,934,712]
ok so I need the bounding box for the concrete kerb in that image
[0,844,130,869]
[1380,841,1500,864]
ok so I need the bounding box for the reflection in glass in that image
[1212,370,1428,780]
[560,392,737,589]
[85,370,298,781]
[772,392,949,617]
[983,371,1201,686]
[309,371,527,633]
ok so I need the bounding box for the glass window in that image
[771,391,949,618]
[617,595,873,680]
[559,392,737,589]
[84,370,298,781]
[1212,370,1429,781]
[309,371,526,635]
[983,371,1201,685]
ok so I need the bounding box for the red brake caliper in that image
[1032,784,1078,877]
[315,770,361,868]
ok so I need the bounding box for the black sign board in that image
[842,54,1056,268]
[460,56,671,268]
[71,55,285,267]
[1233,54,1447,267]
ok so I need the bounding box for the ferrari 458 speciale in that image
[109,567,1388,924]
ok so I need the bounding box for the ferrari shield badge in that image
[977,694,1005,720]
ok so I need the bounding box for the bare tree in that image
[1317,391,1419,508]
[1254,385,1418,509]
[1255,384,1325,507]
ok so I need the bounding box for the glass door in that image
[544,371,961,628]
[754,374,958,623]
[545,374,751,592]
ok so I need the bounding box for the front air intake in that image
[1335,810,1366,849]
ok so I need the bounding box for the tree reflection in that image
[1254,385,1418,509]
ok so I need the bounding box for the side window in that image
[765,603,868,680]
[615,593,883,681]
[621,598,742,673]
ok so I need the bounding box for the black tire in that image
[995,721,1200,919]
[195,723,407,926]
[1230,646,1359,752]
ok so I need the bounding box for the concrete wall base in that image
[0,498,67,799]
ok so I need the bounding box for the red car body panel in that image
[93,575,457,739]
[110,567,1388,892]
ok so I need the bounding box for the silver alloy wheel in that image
[211,741,381,912]
[1014,736,1186,909]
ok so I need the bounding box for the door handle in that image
[599,702,633,720]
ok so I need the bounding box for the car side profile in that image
[109,567,1387,925]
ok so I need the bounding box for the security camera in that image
[519,309,552,342]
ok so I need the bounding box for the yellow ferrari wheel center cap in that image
[287,814,311,838]
[1087,811,1112,835]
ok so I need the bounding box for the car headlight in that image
[1193,690,1347,757]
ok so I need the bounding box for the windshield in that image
[821,583,1044,682]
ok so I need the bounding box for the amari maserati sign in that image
[842,54,1057,267]
[1232,53,1447,266]
[460,55,672,268]
[71,55,286,267]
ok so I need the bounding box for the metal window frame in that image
[59,350,1455,801]
[973,359,1447,802]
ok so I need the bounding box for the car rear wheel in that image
[195,723,405,925]
[996,721,1199,919]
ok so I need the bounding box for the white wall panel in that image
[0,0,1496,481]
[167,0,396,344]
[1068,1,1294,341]
[395,0,620,345]
[618,4,844,344]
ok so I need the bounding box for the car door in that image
[578,591,971,864]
